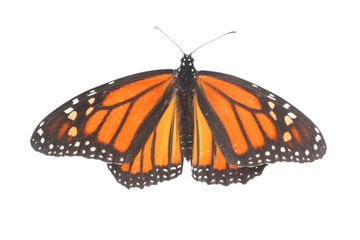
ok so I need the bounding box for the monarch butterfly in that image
[30,29,326,189]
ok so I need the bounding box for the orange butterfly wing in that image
[108,95,183,188]
[195,71,326,167]
[30,70,176,165]
[192,93,266,185]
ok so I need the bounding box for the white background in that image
[1,0,359,239]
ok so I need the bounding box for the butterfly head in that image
[178,54,196,76]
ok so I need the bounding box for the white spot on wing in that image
[72,98,79,105]
[288,112,297,119]
[283,103,291,109]
[37,128,43,136]
[268,94,276,100]
[64,107,74,114]
[87,90,97,96]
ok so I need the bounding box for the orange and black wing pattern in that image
[107,94,183,188]
[30,70,184,188]
[195,71,326,168]
[30,70,178,164]
[192,93,266,185]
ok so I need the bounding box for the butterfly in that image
[30,29,326,189]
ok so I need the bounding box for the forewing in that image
[196,71,326,167]
[30,70,176,164]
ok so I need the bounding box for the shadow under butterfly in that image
[30,28,327,189]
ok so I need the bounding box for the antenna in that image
[190,31,236,55]
[155,27,236,55]
[155,27,184,55]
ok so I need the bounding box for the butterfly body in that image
[31,53,326,189]
[176,55,197,162]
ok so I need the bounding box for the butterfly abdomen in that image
[178,93,194,162]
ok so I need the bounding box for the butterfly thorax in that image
[177,54,197,95]
[176,54,197,161]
